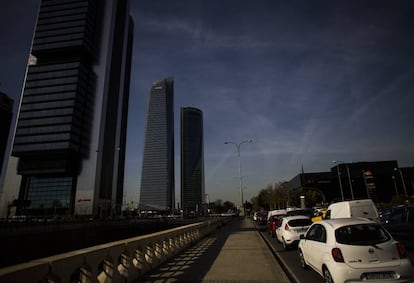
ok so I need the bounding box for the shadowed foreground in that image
[138,218,290,282]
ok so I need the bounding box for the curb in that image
[255,222,301,283]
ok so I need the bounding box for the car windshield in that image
[288,219,312,227]
[335,224,391,245]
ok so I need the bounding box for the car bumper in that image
[327,259,414,283]
[284,232,306,245]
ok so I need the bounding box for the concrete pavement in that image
[138,218,290,282]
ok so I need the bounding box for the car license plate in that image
[361,272,395,280]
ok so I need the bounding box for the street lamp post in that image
[225,139,253,217]
[344,163,354,200]
[391,176,399,197]
[394,168,408,197]
[333,161,344,201]
[333,161,354,200]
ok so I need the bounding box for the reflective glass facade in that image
[0,92,13,178]
[1,0,133,218]
[25,176,73,214]
[180,107,205,215]
[140,78,175,211]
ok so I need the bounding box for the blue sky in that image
[1,0,414,207]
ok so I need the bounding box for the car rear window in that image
[335,224,391,245]
[288,218,312,227]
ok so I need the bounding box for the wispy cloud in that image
[126,0,414,203]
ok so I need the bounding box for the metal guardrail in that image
[0,217,232,283]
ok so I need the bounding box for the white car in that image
[276,215,312,249]
[298,218,413,283]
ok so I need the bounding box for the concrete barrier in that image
[0,217,231,283]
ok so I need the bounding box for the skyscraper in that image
[140,78,175,212]
[180,107,205,216]
[0,92,13,180]
[0,0,134,218]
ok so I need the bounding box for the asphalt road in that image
[257,224,324,283]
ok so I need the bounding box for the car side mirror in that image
[300,234,305,240]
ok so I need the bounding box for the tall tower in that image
[140,78,175,212]
[180,107,205,216]
[0,0,134,218]
[0,92,13,180]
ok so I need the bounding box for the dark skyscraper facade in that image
[0,92,14,179]
[140,78,175,212]
[180,107,205,215]
[0,0,134,218]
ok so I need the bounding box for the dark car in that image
[287,208,313,217]
[382,205,414,250]
[255,211,268,225]
[267,215,283,238]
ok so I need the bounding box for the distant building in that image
[0,0,134,218]
[289,172,335,204]
[180,107,205,216]
[399,167,414,197]
[331,160,409,203]
[0,92,13,179]
[289,160,413,205]
[140,78,175,212]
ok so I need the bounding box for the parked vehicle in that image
[253,211,259,221]
[298,218,413,283]
[325,199,379,222]
[267,215,284,238]
[381,205,414,224]
[254,211,268,225]
[382,205,414,251]
[287,208,313,217]
[276,215,312,249]
[267,209,287,220]
[311,209,327,222]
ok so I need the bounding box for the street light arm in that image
[225,139,253,148]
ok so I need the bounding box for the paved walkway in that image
[138,218,290,282]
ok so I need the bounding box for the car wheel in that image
[298,249,309,270]
[323,267,334,283]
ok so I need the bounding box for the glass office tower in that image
[180,107,205,216]
[0,0,134,218]
[0,92,14,181]
[140,78,175,212]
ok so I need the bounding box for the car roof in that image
[282,215,311,221]
[320,218,377,229]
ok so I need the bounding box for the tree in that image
[257,185,273,210]
[251,181,301,211]
[223,201,236,212]
[251,196,259,211]
[304,189,324,208]
[208,199,236,214]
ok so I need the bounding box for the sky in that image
[1,0,414,207]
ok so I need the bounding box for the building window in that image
[27,176,72,210]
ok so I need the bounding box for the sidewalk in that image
[138,218,290,282]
